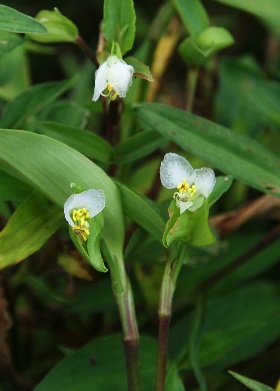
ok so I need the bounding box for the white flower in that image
[160,153,215,214]
[64,189,105,241]
[92,55,134,101]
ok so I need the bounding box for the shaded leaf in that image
[0,5,47,34]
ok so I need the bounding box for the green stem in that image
[186,67,199,112]
[156,244,187,391]
[107,255,141,391]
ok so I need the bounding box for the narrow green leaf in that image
[214,0,280,35]
[102,0,136,55]
[228,371,274,391]
[27,8,79,43]
[125,56,154,82]
[0,79,75,129]
[173,0,209,36]
[114,130,164,163]
[0,5,47,34]
[209,175,233,206]
[166,366,185,391]
[36,121,112,164]
[135,103,280,197]
[115,182,165,243]
[0,130,124,262]
[0,191,63,269]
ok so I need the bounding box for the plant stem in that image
[76,35,98,67]
[156,244,187,391]
[186,67,199,112]
[107,256,141,391]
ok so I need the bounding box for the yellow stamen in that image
[177,178,189,193]
[71,208,91,240]
[107,84,118,101]
[72,225,90,242]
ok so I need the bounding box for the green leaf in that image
[87,213,108,273]
[0,5,47,34]
[228,371,274,391]
[102,0,136,55]
[0,79,75,129]
[163,200,216,247]
[0,170,31,202]
[37,100,90,128]
[209,175,233,206]
[115,182,165,243]
[27,8,79,43]
[35,121,112,164]
[34,334,156,391]
[0,30,23,56]
[179,27,234,67]
[135,103,280,197]
[173,0,209,36]
[0,130,125,263]
[125,56,154,82]
[0,44,29,101]
[0,191,63,269]
[114,130,164,163]
[166,366,185,391]
[214,0,280,35]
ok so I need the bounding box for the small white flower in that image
[64,189,105,241]
[160,153,215,214]
[92,55,134,101]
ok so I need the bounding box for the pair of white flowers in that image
[64,154,215,239]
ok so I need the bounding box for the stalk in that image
[156,244,187,391]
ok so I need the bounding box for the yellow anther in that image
[177,178,189,193]
[72,225,90,241]
[107,84,118,101]
[72,208,91,228]
[187,185,196,197]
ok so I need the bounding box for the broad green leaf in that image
[214,0,280,35]
[125,56,154,82]
[0,130,124,263]
[228,371,274,391]
[0,191,63,269]
[172,282,280,370]
[209,175,233,206]
[179,27,234,66]
[102,0,136,55]
[0,5,47,34]
[115,182,165,243]
[135,103,280,198]
[0,44,29,100]
[114,130,164,163]
[0,30,23,56]
[35,121,112,164]
[0,79,75,129]
[0,170,31,202]
[35,334,157,391]
[27,8,79,43]
[173,0,209,36]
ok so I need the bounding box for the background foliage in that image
[0,0,280,390]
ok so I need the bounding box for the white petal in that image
[107,56,134,98]
[176,199,193,214]
[92,61,108,101]
[188,194,205,212]
[194,168,216,198]
[64,189,106,226]
[160,153,194,189]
